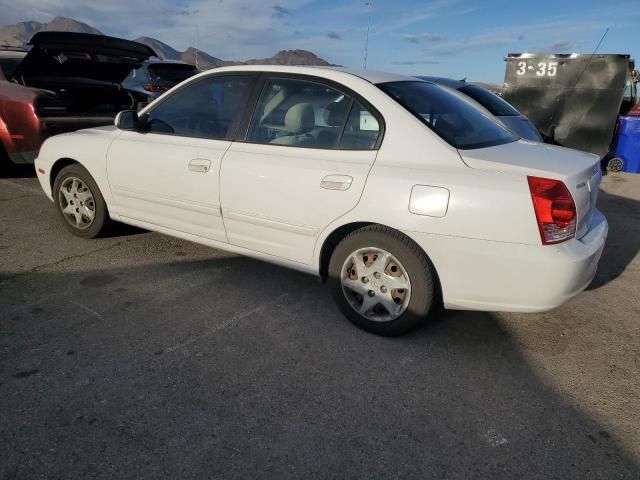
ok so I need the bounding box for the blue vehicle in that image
[122,58,199,101]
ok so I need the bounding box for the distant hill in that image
[0,16,335,69]
[0,17,101,47]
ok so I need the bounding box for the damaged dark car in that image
[0,31,155,165]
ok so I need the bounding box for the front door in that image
[220,76,382,264]
[107,74,256,242]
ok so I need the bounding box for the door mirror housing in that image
[115,110,140,131]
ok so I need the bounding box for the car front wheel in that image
[53,164,109,238]
[328,225,435,336]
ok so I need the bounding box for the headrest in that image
[324,100,349,127]
[284,103,315,134]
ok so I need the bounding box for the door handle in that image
[188,158,211,173]
[321,174,353,191]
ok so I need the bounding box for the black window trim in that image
[138,72,260,142]
[235,72,386,151]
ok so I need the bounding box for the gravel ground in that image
[0,170,638,479]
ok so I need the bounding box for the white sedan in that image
[34,66,607,336]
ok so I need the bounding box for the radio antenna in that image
[363,1,372,70]
[573,28,609,88]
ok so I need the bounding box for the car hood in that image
[13,32,156,84]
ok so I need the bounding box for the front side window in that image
[247,77,380,150]
[144,75,255,140]
[379,81,518,150]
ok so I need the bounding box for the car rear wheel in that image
[328,225,435,336]
[53,164,109,238]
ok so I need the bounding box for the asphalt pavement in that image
[1,169,639,479]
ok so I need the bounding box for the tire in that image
[52,164,109,238]
[328,225,435,336]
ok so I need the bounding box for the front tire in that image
[328,225,435,336]
[53,164,109,238]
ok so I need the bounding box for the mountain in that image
[0,16,334,68]
[0,20,44,47]
[246,50,332,66]
[133,37,181,61]
[134,38,333,69]
[0,17,102,47]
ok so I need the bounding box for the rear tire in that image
[328,225,435,336]
[53,164,109,238]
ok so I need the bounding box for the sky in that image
[1,0,639,83]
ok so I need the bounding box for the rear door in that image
[220,75,383,264]
[107,73,257,242]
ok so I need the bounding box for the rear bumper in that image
[405,209,608,312]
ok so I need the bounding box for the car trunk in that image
[12,32,154,119]
[459,140,602,239]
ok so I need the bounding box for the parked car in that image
[34,67,607,336]
[0,47,27,79]
[418,76,543,141]
[0,32,155,165]
[122,59,199,101]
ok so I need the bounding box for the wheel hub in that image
[58,176,96,230]
[341,247,411,322]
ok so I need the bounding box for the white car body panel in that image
[220,142,377,264]
[34,65,608,313]
[107,131,229,242]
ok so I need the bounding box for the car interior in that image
[250,79,380,150]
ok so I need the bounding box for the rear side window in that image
[341,102,380,150]
[458,84,520,117]
[147,64,199,82]
[144,75,255,140]
[379,81,518,150]
[247,77,380,150]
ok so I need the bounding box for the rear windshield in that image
[147,64,198,82]
[459,84,520,117]
[378,81,518,150]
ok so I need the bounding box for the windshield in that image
[459,84,520,117]
[147,64,198,82]
[379,81,518,150]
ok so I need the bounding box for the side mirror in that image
[114,110,140,131]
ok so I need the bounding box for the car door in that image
[107,74,256,242]
[220,75,383,264]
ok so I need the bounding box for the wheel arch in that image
[49,157,80,190]
[319,222,443,304]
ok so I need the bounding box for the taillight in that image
[527,176,577,245]
[143,84,163,92]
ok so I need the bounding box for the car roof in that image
[200,65,421,85]
[417,76,466,89]
[145,58,195,66]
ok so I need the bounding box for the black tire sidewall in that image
[52,164,108,238]
[328,226,434,336]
